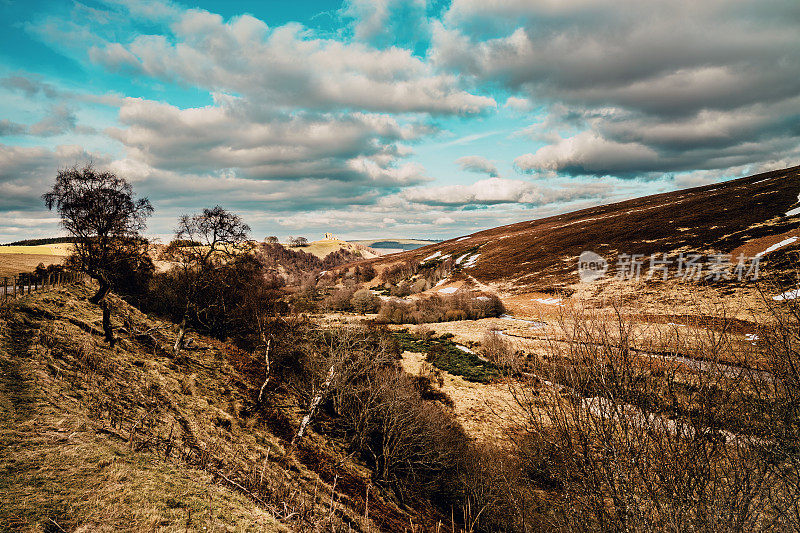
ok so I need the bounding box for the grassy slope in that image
[0,244,71,277]
[0,254,65,279]
[287,239,379,260]
[365,165,800,291]
[0,285,418,532]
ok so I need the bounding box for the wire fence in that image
[1,270,87,301]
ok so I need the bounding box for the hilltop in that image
[286,237,379,260]
[361,165,800,295]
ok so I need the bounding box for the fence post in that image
[3,277,6,301]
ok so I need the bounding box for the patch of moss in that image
[394,330,498,383]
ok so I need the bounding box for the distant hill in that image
[1,237,74,246]
[364,165,800,292]
[286,238,380,259]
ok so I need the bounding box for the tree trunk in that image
[258,338,272,404]
[89,277,111,305]
[100,299,115,347]
[287,364,336,455]
[174,314,188,356]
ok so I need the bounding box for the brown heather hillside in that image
[0,285,433,532]
[363,165,800,292]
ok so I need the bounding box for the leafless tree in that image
[166,206,251,354]
[43,165,153,346]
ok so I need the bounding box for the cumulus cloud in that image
[514,132,660,176]
[402,176,612,206]
[504,96,532,112]
[434,0,800,176]
[0,144,108,211]
[455,155,499,177]
[89,8,494,116]
[342,0,429,48]
[105,96,431,187]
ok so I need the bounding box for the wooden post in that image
[12,276,16,299]
[2,277,6,301]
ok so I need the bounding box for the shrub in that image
[377,291,505,324]
[324,286,356,311]
[351,288,379,313]
[445,309,468,321]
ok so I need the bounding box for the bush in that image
[351,288,379,313]
[324,286,356,311]
[445,309,468,321]
[377,292,505,324]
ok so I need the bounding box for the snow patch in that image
[422,251,442,262]
[499,314,546,328]
[786,206,800,217]
[475,296,491,301]
[462,254,480,268]
[455,345,474,354]
[434,278,448,287]
[755,236,798,258]
[535,297,563,306]
[773,289,800,301]
[457,236,470,241]
[438,287,459,294]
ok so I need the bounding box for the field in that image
[0,249,67,278]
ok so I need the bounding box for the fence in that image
[1,270,87,301]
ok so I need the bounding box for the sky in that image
[1,0,799,243]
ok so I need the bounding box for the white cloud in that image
[514,132,659,175]
[402,176,611,206]
[435,0,800,176]
[90,8,494,116]
[455,155,499,177]
[106,96,431,187]
[504,96,532,112]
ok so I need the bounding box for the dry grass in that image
[400,351,525,443]
[287,239,379,260]
[0,286,416,532]
[0,253,65,278]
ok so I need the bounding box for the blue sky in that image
[1,0,799,242]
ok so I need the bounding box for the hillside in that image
[364,165,800,293]
[0,285,438,532]
[287,239,379,260]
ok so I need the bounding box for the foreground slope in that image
[0,285,424,532]
[370,165,800,292]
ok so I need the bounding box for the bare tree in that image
[43,165,153,346]
[166,206,251,354]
